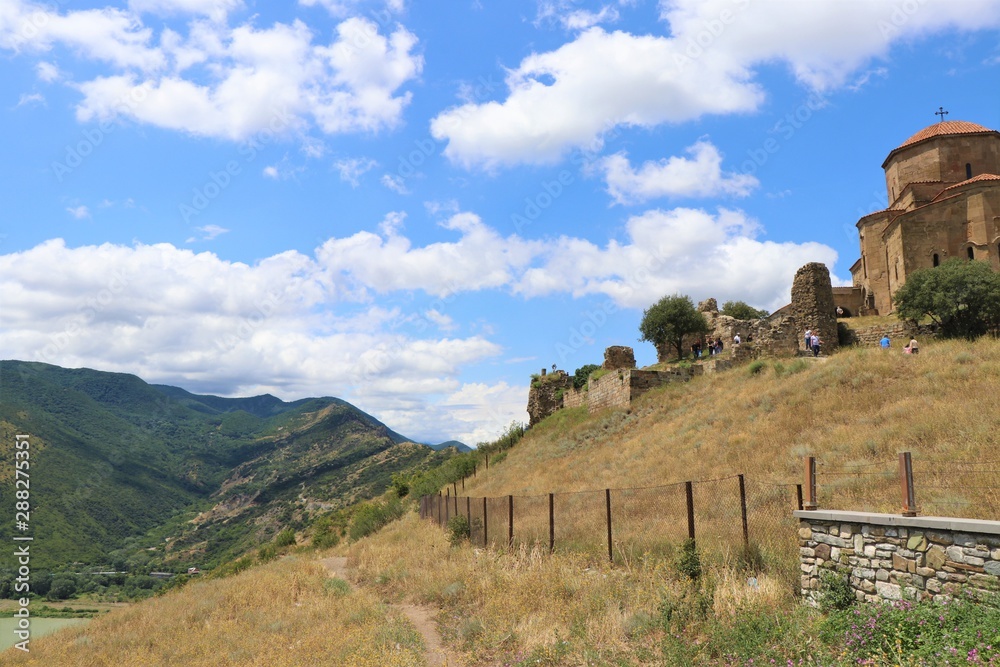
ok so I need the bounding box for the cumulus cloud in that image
[599,140,758,204]
[432,0,1000,168]
[514,207,841,311]
[1,2,423,141]
[66,205,90,219]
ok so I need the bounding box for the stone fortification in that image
[562,386,586,409]
[838,322,937,347]
[526,369,572,427]
[587,367,697,413]
[796,510,1000,606]
[602,345,636,370]
[792,263,839,355]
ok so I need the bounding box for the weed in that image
[675,538,702,581]
[818,570,854,612]
[747,360,766,375]
[446,514,471,546]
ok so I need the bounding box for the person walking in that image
[804,329,812,352]
[810,333,821,357]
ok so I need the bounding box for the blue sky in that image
[2,0,999,444]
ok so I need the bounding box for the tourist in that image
[804,329,812,352]
[880,335,890,350]
[908,337,919,354]
[810,333,821,357]
[733,333,741,346]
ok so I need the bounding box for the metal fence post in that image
[803,456,818,510]
[549,492,555,554]
[437,494,441,525]
[606,488,613,563]
[685,481,695,544]
[445,489,450,525]
[453,492,458,518]
[483,497,488,547]
[508,495,514,550]
[466,496,471,524]
[738,474,749,547]
[899,451,917,516]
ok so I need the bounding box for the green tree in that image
[893,259,1000,339]
[720,300,769,320]
[639,294,710,360]
[572,364,601,389]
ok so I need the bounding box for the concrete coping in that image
[793,509,1000,536]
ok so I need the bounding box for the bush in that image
[720,300,769,320]
[675,538,702,581]
[273,527,296,548]
[747,360,766,375]
[894,258,1000,339]
[446,515,471,546]
[349,496,405,541]
[819,570,854,612]
[572,364,601,390]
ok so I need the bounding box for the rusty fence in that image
[420,474,801,568]
[802,452,1000,520]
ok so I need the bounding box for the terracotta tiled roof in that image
[896,121,995,150]
[942,173,1000,192]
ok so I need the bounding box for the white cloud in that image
[537,2,621,30]
[262,156,305,180]
[66,205,90,219]
[432,0,1000,168]
[1,3,423,141]
[299,0,404,18]
[36,61,59,82]
[15,92,44,108]
[424,308,457,332]
[599,140,758,204]
[0,238,504,443]
[334,156,377,186]
[380,173,410,194]
[514,207,841,311]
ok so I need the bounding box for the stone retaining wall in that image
[839,322,938,347]
[562,386,586,409]
[795,510,1000,606]
[587,367,696,413]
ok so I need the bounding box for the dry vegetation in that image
[7,338,1000,666]
[2,556,424,666]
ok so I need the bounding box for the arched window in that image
[933,253,940,267]
[966,163,973,179]
[968,247,975,260]
[895,259,899,280]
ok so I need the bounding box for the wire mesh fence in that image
[420,453,997,579]
[421,473,802,569]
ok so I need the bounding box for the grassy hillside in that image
[0,361,452,574]
[5,339,1000,666]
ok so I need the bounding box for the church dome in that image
[895,120,995,151]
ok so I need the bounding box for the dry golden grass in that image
[1,556,424,667]
[345,512,791,666]
[465,338,1000,518]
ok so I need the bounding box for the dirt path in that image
[318,557,459,667]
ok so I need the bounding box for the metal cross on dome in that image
[935,106,949,122]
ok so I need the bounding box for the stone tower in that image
[792,263,838,354]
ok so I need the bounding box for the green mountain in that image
[0,360,453,572]
[428,440,473,453]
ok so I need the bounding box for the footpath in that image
[318,557,460,667]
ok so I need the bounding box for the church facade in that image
[845,120,1000,315]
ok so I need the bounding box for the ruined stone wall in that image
[795,510,1000,606]
[831,287,865,318]
[526,371,573,427]
[587,369,631,413]
[603,345,636,370]
[839,322,937,347]
[792,263,839,354]
[587,368,696,413]
[562,386,586,409]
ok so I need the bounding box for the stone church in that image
[840,119,1000,315]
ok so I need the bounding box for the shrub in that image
[572,364,601,389]
[324,577,351,597]
[446,515,471,546]
[273,527,296,548]
[720,300,769,320]
[747,360,766,375]
[349,496,405,541]
[675,538,702,581]
[819,570,854,612]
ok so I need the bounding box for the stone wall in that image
[795,510,1000,606]
[839,322,937,347]
[603,345,636,370]
[792,263,839,355]
[526,371,573,426]
[587,367,697,413]
[562,386,586,409]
